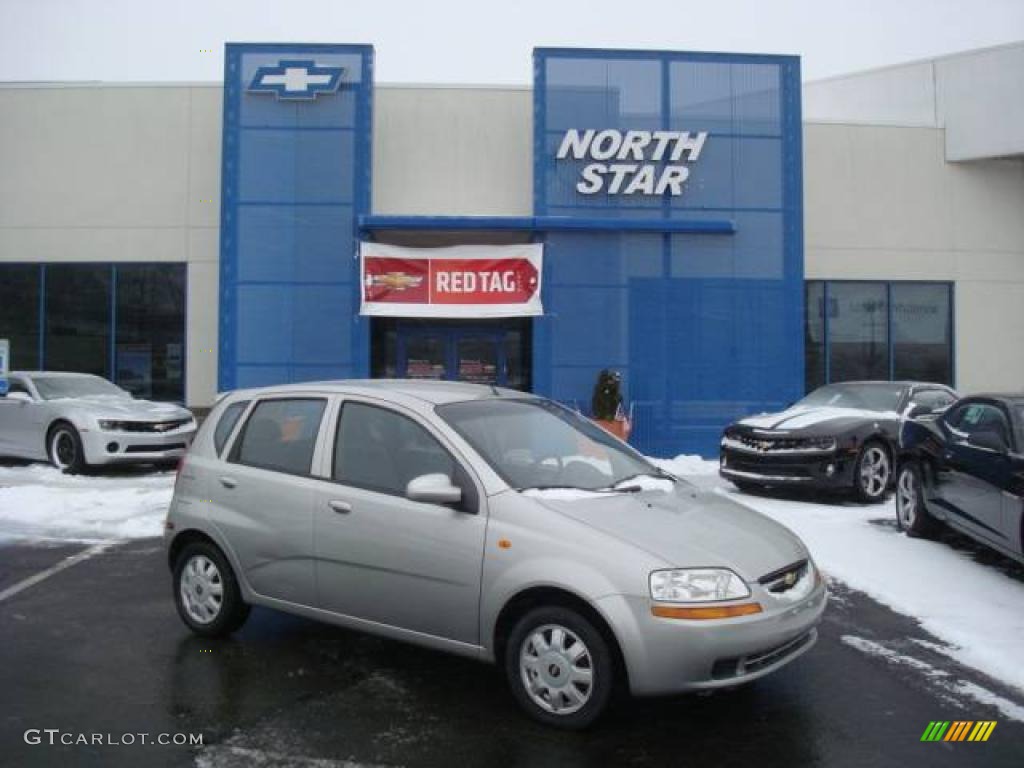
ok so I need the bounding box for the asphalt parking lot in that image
[1,534,1022,768]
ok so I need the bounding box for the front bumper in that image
[80,424,196,465]
[598,579,827,697]
[719,446,855,490]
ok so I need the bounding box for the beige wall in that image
[373,86,532,216]
[804,122,1024,393]
[0,84,223,406]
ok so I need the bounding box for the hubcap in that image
[519,624,594,715]
[179,555,224,625]
[859,446,890,498]
[897,468,917,527]
[51,430,76,469]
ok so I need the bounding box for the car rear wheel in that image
[854,441,891,503]
[896,462,938,538]
[505,606,614,729]
[48,422,87,474]
[173,541,250,637]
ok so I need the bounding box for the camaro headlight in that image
[649,568,751,603]
[98,420,125,431]
[804,436,837,451]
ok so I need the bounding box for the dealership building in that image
[1,42,1022,455]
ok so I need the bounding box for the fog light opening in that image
[106,442,119,454]
[825,463,836,477]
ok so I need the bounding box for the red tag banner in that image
[360,243,543,318]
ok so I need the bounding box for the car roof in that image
[964,393,1024,402]
[222,379,535,406]
[12,371,104,378]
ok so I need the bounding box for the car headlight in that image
[802,436,837,451]
[649,568,751,603]
[98,420,123,431]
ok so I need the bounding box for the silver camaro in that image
[0,371,196,472]
[166,380,826,728]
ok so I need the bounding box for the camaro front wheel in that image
[895,462,938,538]
[854,441,891,503]
[47,422,86,474]
[505,606,614,729]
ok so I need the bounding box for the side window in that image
[213,400,250,456]
[230,398,326,476]
[950,403,1012,446]
[913,389,955,411]
[333,402,462,499]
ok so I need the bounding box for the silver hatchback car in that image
[166,380,826,728]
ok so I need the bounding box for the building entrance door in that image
[398,325,506,386]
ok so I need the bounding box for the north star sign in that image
[556,129,709,196]
[248,60,344,100]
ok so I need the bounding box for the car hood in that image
[54,396,192,422]
[529,484,808,582]
[735,405,896,435]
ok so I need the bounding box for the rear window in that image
[230,398,326,476]
[213,400,249,455]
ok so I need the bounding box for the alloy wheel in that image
[179,554,224,625]
[51,430,77,470]
[519,624,594,715]
[859,445,890,499]
[897,467,918,528]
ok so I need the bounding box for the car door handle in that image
[328,500,352,515]
[219,476,237,489]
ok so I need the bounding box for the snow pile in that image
[650,454,720,477]
[708,481,1024,695]
[0,465,174,541]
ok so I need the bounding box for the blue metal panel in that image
[357,214,734,234]
[533,48,804,457]
[219,43,373,392]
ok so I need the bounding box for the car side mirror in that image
[968,431,1008,454]
[4,391,32,403]
[406,473,462,505]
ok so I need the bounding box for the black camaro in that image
[720,381,958,502]
[895,394,1024,564]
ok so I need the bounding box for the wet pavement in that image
[1,537,1022,768]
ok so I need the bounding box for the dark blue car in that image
[896,394,1024,565]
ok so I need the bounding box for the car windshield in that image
[32,375,128,400]
[436,397,671,492]
[796,383,904,413]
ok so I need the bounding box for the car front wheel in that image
[854,441,891,503]
[173,541,250,637]
[896,462,938,538]
[48,422,87,474]
[505,606,614,729]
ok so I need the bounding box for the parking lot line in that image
[0,541,116,603]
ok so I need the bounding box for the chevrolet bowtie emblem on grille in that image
[248,60,344,100]
[366,272,424,292]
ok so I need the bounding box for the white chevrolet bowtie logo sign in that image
[248,59,344,100]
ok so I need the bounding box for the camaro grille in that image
[723,434,835,454]
[112,419,192,433]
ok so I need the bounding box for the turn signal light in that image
[651,602,763,620]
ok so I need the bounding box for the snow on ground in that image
[655,454,1024,697]
[0,464,173,541]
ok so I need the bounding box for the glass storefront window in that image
[0,265,41,370]
[45,265,112,377]
[804,282,825,393]
[805,281,953,390]
[892,283,952,384]
[0,263,186,401]
[115,264,186,401]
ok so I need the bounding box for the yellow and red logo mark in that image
[367,272,425,292]
[921,721,997,742]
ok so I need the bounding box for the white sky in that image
[1,0,1022,84]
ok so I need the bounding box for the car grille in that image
[723,434,833,454]
[711,630,816,680]
[723,456,813,478]
[115,419,192,433]
[758,560,810,594]
[124,443,188,454]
